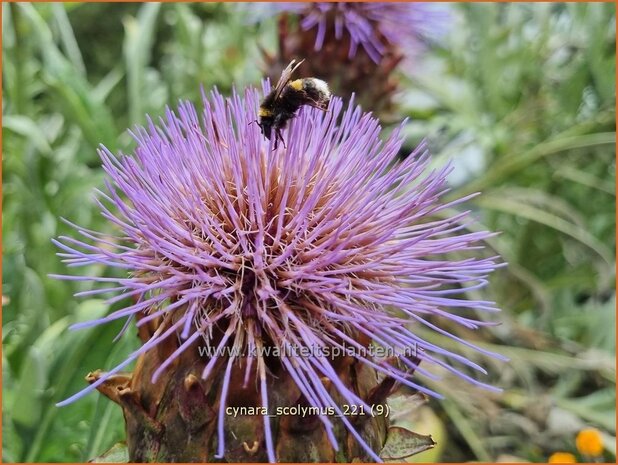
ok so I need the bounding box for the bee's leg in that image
[272,131,281,151]
[306,100,329,112]
[274,128,286,150]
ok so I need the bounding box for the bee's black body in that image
[257,60,331,149]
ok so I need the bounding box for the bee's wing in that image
[273,59,305,100]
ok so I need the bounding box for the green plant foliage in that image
[399,4,615,461]
[2,2,615,462]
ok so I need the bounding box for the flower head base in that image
[54,86,504,461]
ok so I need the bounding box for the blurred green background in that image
[2,2,615,463]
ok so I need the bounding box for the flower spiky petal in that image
[54,87,503,461]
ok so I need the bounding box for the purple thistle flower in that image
[252,2,448,63]
[53,86,504,462]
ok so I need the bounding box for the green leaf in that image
[16,3,118,152]
[554,165,616,196]
[11,346,48,429]
[440,398,492,462]
[24,300,112,462]
[461,132,616,195]
[555,389,617,431]
[83,397,122,462]
[380,426,436,461]
[92,66,125,103]
[475,194,613,266]
[123,3,161,124]
[82,321,136,461]
[51,3,85,76]
[3,115,52,155]
[90,442,129,463]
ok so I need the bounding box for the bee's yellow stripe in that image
[259,108,273,117]
[290,79,303,91]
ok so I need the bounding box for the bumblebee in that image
[257,59,331,149]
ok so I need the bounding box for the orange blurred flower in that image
[548,452,577,463]
[576,428,604,457]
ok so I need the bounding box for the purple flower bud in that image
[250,2,450,63]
